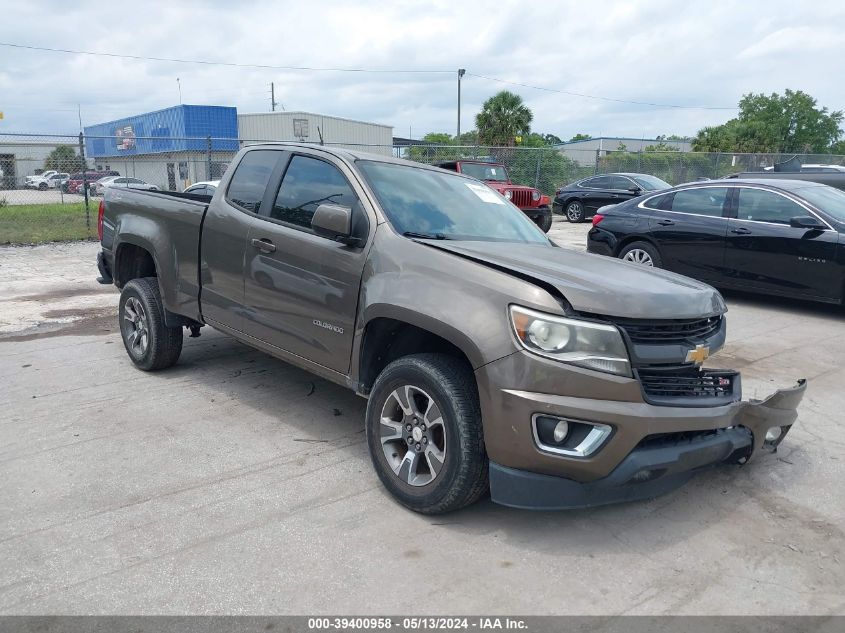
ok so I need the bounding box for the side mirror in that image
[627,186,642,194]
[312,203,359,245]
[789,216,825,230]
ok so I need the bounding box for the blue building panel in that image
[84,105,239,157]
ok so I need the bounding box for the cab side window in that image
[736,188,805,225]
[226,150,280,213]
[269,156,358,230]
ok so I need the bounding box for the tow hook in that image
[189,324,202,338]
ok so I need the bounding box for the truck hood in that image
[486,182,533,192]
[425,241,726,319]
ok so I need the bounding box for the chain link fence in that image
[3,131,845,244]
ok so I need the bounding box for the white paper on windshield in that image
[465,182,505,204]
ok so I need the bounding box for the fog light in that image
[765,426,782,442]
[553,421,569,443]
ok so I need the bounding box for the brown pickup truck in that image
[96,143,806,514]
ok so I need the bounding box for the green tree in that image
[542,133,563,145]
[569,133,592,142]
[475,90,533,146]
[44,145,86,173]
[422,132,453,144]
[692,90,843,153]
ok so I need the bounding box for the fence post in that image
[713,152,720,179]
[79,132,90,230]
[594,148,600,175]
[534,150,542,189]
[207,136,213,181]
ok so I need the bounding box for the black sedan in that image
[554,173,671,223]
[586,179,845,304]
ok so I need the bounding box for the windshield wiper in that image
[403,231,451,240]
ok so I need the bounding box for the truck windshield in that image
[357,160,547,243]
[457,162,509,182]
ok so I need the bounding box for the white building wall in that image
[238,111,393,156]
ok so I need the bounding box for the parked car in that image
[65,170,120,194]
[554,173,671,223]
[434,160,553,232]
[95,144,805,514]
[182,180,220,196]
[28,172,69,190]
[93,176,158,196]
[587,178,845,304]
[25,170,57,188]
[763,163,845,172]
[726,169,845,193]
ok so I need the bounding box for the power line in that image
[0,42,454,74]
[465,73,738,111]
[0,41,739,111]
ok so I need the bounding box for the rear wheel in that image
[619,241,663,268]
[565,200,585,222]
[119,277,183,371]
[365,353,488,514]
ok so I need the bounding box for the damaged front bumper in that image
[488,379,807,510]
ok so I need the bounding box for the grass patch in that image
[0,202,97,244]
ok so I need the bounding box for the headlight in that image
[504,190,513,200]
[531,190,540,201]
[510,306,631,376]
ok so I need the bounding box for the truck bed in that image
[100,188,211,322]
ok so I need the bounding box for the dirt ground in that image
[1,222,843,615]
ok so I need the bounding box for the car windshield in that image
[631,175,671,190]
[357,160,548,243]
[794,185,845,223]
[458,162,509,182]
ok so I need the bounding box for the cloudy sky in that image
[1,0,844,141]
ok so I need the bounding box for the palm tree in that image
[475,91,533,146]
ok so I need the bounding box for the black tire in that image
[565,200,585,222]
[118,277,183,371]
[365,353,488,514]
[536,213,552,233]
[618,240,663,268]
[38,182,48,191]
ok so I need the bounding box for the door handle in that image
[251,238,276,253]
[657,219,675,226]
[731,227,752,235]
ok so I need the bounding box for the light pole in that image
[457,69,466,141]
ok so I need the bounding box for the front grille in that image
[614,316,722,344]
[637,366,737,401]
[510,189,532,208]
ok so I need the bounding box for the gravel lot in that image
[1,219,843,615]
[1,189,87,205]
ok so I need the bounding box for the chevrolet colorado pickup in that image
[96,143,806,514]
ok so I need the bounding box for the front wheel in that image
[536,213,552,233]
[565,200,585,222]
[119,277,183,371]
[619,241,663,268]
[365,353,488,514]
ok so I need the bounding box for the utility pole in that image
[270,82,278,112]
[177,78,182,104]
[457,69,466,141]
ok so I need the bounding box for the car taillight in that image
[97,199,105,241]
[592,214,605,227]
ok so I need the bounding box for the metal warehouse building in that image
[238,111,393,156]
[554,136,693,165]
[83,105,239,191]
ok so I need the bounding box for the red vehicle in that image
[435,160,553,232]
[65,170,120,194]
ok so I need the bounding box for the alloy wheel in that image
[566,202,583,221]
[622,248,654,266]
[122,297,149,357]
[379,384,447,487]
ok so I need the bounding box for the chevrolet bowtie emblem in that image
[685,344,710,366]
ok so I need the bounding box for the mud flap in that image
[735,379,807,458]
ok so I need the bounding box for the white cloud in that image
[0,0,843,140]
